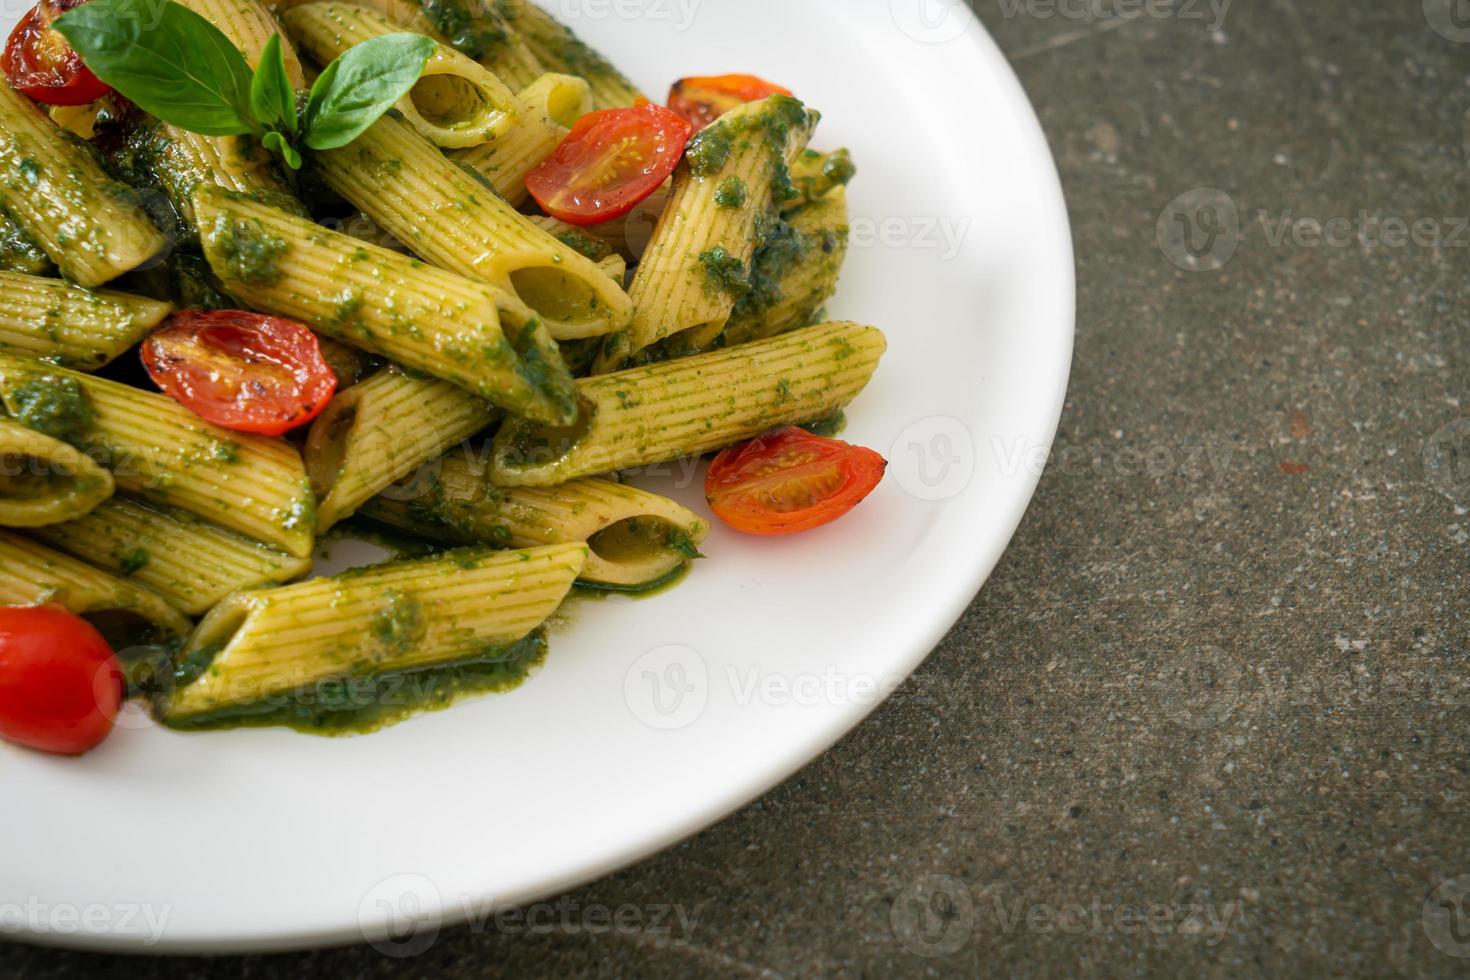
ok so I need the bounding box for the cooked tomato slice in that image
[525,100,692,226]
[668,73,794,130]
[141,310,337,437]
[0,605,122,756]
[705,427,886,536]
[2,0,111,107]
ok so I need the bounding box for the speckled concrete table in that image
[9,1,1470,976]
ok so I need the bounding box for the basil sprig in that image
[54,0,433,169]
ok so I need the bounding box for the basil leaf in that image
[250,34,297,137]
[55,0,256,137]
[262,130,302,171]
[303,33,434,151]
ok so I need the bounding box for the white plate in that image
[0,0,1072,952]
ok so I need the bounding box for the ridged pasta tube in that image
[284,3,519,148]
[0,530,191,641]
[0,84,167,286]
[452,72,590,206]
[0,213,52,275]
[0,353,316,558]
[304,369,498,531]
[505,1,644,110]
[161,543,587,721]
[595,96,818,370]
[193,187,578,425]
[361,448,709,588]
[0,417,113,527]
[313,112,632,340]
[31,496,313,615]
[491,321,886,486]
[0,271,173,369]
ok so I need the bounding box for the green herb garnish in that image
[55,0,434,170]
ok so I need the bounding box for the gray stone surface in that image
[8,0,1469,976]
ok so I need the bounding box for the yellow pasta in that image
[452,72,590,206]
[492,321,886,486]
[0,271,172,369]
[30,496,313,615]
[161,544,587,721]
[362,448,709,588]
[284,3,520,148]
[0,418,113,528]
[0,353,315,558]
[506,1,644,109]
[305,369,498,531]
[0,530,191,642]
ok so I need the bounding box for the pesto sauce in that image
[572,562,691,598]
[214,214,287,285]
[698,246,750,297]
[117,547,151,575]
[714,176,747,210]
[5,375,94,443]
[160,630,549,737]
[418,0,510,60]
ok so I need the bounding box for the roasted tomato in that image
[2,0,111,106]
[667,73,793,130]
[0,605,123,756]
[705,427,886,536]
[525,100,692,225]
[141,310,338,437]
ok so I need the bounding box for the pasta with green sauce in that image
[0,0,891,741]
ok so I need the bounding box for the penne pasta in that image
[0,353,316,558]
[304,368,498,531]
[452,72,591,206]
[0,212,52,275]
[30,496,313,615]
[161,543,587,722]
[362,447,709,588]
[491,321,886,486]
[192,187,579,424]
[313,112,633,341]
[0,271,173,369]
[505,1,644,109]
[0,417,114,528]
[595,96,818,371]
[284,3,520,148]
[0,84,167,286]
[0,530,191,642]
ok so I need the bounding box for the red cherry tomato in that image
[141,310,338,437]
[525,101,692,226]
[0,605,122,755]
[667,74,793,130]
[705,427,886,536]
[2,0,111,107]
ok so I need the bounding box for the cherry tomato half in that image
[0,605,122,756]
[141,310,337,437]
[2,0,111,107]
[705,427,886,536]
[525,101,692,226]
[668,74,794,130]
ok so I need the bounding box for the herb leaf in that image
[250,34,297,137]
[54,0,256,137]
[303,33,434,151]
[262,130,302,170]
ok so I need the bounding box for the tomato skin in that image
[525,101,692,226]
[705,427,886,536]
[142,310,338,437]
[0,605,122,756]
[2,0,112,107]
[668,74,793,130]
